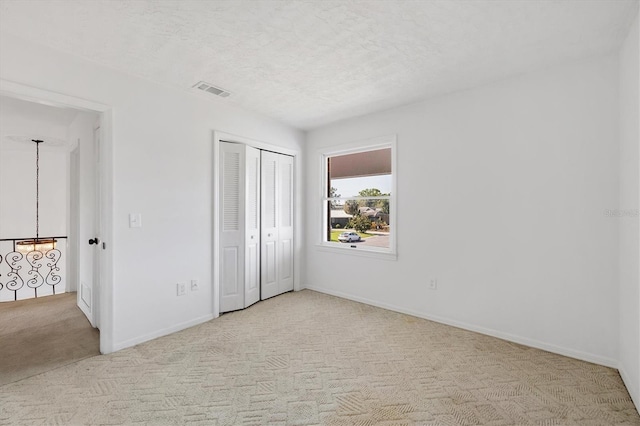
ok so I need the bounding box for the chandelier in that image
[16,139,56,254]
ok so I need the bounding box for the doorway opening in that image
[0,85,113,381]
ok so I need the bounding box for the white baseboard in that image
[619,365,640,413]
[304,285,618,369]
[112,313,215,352]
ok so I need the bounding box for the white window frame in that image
[317,135,397,260]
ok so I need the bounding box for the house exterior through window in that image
[321,136,396,258]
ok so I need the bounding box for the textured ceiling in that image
[0,0,637,130]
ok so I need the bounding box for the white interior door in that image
[77,124,100,328]
[244,146,261,308]
[219,142,245,313]
[92,126,101,329]
[218,140,295,310]
[261,151,279,300]
[261,151,294,300]
[277,154,294,294]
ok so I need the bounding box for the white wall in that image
[618,12,640,410]
[0,101,69,239]
[0,149,67,238]
[305,54,620,367]
[0,32,305,351]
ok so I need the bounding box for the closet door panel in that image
[264,241,277,282]
[221,247,239,296]
[219,142,245,313]
[278,154,294,293]
[220,143,295,310]
[246,244,259,293]
[261,151,279,300]
[244,146,261,307]
[280,239,292,281]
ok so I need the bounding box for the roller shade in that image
[329,148,391,179]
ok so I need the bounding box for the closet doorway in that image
[214,133,296,314]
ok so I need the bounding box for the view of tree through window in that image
[325,148,392,250]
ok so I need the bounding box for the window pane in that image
[328,199,391,249]
[330,175,392,198]
[323,142,394,255]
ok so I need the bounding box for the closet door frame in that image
[212,131,300,318]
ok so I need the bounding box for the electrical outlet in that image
[177,282,186,296]
[191,279,199,291]
[428,278,437,290]
[129,213,142,228]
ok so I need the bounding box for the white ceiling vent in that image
[193,81,231,98]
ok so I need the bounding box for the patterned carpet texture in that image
[1,290,638,425]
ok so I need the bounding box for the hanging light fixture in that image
[16,139,56,254]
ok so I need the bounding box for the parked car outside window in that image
[338,231,361,242]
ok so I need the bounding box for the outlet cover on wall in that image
[177,282,187,296]
[428,278,437,290]
[191,279,199,291]
[129,213,142,228]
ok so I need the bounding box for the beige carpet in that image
[0,290,638,425]
[0,292,100,386]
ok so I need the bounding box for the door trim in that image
[212,131,300,319]
[0,78,115,354]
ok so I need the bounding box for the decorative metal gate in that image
[0,237,67,301]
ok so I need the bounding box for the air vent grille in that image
[192,81,231,98]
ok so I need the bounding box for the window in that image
[320,136,396,258]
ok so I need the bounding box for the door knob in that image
[89,238,100,245]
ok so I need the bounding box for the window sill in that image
[315,242,397,261]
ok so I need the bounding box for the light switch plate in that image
[129,213,142,228]
[428,278,437,290]
[177,282,186,296]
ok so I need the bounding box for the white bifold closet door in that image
[219,142,293,313]
[260,150,294,300]
[219,142,261,313]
